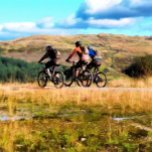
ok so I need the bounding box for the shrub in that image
[123,55,152,78]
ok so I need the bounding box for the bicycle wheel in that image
[95,72,107,88]
[64,69,74,87]
[79,70,93,87]
[37,71,48,88]
[53,71,64,88]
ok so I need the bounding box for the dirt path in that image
[1,83,152,92]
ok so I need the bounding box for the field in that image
[0,80,152,152]
[0,34,152,151]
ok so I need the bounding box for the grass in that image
[108,76,152,88]
[0,82,152,151]
[1,80,152,110]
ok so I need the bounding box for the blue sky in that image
[0,0,152,40]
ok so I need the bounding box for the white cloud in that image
[76,0,152,21]
[130,0,151,6]
[85,0,122,14]
[130,0,142,5]
[0,25,3,31]
[57,13,138,29]
[1,22,36,32]
[0,18,81,40]
[64,14,78,26]
[0,16,55,34]
[58,14,82,27]
[37,17,54,28]
[88,17,136,28]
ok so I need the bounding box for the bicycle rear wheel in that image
[53,71,64,88]
[64,69,74,87]
[37,71,48,88]
[95,72,107,88]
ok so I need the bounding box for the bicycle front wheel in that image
[53,71,64,88]
[79,70,93,87]
[37,71,48,88]
[95,72,107,88]
[64,69,74,87]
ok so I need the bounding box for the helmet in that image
[46,45,52,51]
[88,45,93,50]
[75,41,81,47]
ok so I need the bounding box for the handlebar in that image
[38,62,45,65]
[66,60,76,66]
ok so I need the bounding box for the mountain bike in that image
[64,61,93,87]
[87,58,107,88]
[37,63,64,88]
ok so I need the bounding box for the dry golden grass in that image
[108,77,152,88]
[0,81,152,113]
[0,81,152,151]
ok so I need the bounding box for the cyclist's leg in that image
[76,60,88,77]
[75,60,82,77]
[52,63,59,76]
[52,59,61,78]
[75,70,79,77]
[82,61,88,70]
[45,61,55,77]
[87,59,94,70]
[45,62,51,77]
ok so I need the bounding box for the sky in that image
[0,0,152,40]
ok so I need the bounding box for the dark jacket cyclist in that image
[38,45,61,76]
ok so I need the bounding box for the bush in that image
[123,55,152,78]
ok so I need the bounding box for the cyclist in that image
[66,41,89,77]
[88,45,97,60]
[87,45,101,70]
[38,45,61,77]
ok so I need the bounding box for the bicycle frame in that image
[67,62,87,80]
[40,63,59,81]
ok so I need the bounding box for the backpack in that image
[80,47,90,63]
[48,49,61,59]
[89,49,97,57]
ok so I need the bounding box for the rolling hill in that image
[0,33,152,79]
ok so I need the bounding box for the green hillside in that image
[0,56,42,82]
[0,33,152,80]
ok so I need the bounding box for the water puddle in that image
[0,115,32,121]
[113,115,147,122]
[113,117,131,121]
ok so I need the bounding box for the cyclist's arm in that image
[38,52,49,63]
[67,48,77,61]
